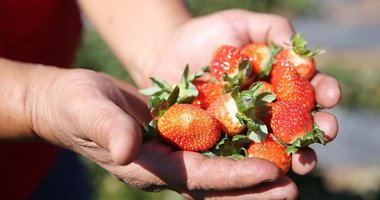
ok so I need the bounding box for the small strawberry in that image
[192,78,223,110]
[210,45,242,80]
[157,104,220,151]
[206,93,246,136]
[271,33,324,84]
[247,135,291,176]
[207,82,276,138]
[274,66,315,112]
[241,42,281,78]
[270,101,325,153]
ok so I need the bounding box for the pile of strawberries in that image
[140,34,325,175]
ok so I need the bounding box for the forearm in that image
[0,58,38,139]
[76,0,191,86]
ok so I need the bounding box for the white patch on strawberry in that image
[225,96,241,125]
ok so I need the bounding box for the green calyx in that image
[292,33,325,58]
[232,82,276,143]
[260,42,283,78]
[139,65,202,118]
[277,122,326,154]
[223,59,254,93]
[139,65,202,107]
[201,133,251,160]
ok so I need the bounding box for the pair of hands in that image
[32,10,339,199]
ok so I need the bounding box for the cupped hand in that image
[138,9,341,175]
[26,66,149,165]
[26,65,298,199]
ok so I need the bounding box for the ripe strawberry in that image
[272,49,315,81]
[192,79,223,110]
[157,104,220,151]
[206,93,246,136]
[241,42,279,78]
[210,45,242,80]
[270,101,318,146]
[247,135,291,176]
[274,66,315,112]
[271,33,324,84]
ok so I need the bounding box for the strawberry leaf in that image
[283,122,326,154]
[247,129,267,143]
[223,59,254,92]
[237,60,252,85]
[201,151,218,158]
[209,133,250,158]
[167,85,180,106]
[148,96,167,118]
[178,65,201,104]
[229,154,245,160]
[249,81,264,95]
[139,77,173,99]
[292,33,325,58]
[142,119,159,142]
[285,146,299,155]
[254,92,276,106]
[260,42,282,78]
[201,66,211,73]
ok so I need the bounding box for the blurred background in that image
[74,0,380,199]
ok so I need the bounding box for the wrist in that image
[0,58,41,140]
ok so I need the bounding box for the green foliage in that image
[187,0,318,17]
[320,65,380,111]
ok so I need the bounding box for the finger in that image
[163,152,279,190]
[74,98,142,165]
[311,73,341,108]
[181,176,298,200]
[243,12,295,47]
[101,73,151,125]
[131,140,281,191]
[291,147,317,175]
[314,111,339,142]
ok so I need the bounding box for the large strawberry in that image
[247,135,291,176]
[210,45,242,80]
[157,104,220,151]
[271,33,324,85]
[192,77,223,110]
[140,66,221,150]
[270,101,325,153]
[240,42,281,78]
[274,66,315,112]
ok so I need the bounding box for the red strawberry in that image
[272,49,315,81]
[240,42,274,78]
[206,93,246,136]
[274,66,315,112]
[157,104,220,151]
[270,101,313,144]
[271,33,324,83]
[192,79,223,110]
[210,45,242,80]
[247,135,291,176]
